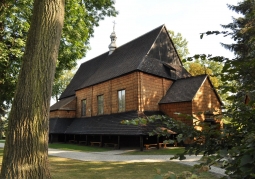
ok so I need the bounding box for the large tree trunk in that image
[1,0,64,178]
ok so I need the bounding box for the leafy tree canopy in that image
[52,68,76,102]
[168,30,190,61]
[0,0,118,115]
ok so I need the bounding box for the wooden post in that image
[64,134,67,143]
[50,134,53,143]
[157,136,159,149]
[100,135,103,147]
[118,135,120,149]
[86,135,88,146]
[140,135,143,151]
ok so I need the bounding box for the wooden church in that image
[49,24,222,150]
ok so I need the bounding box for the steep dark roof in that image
[159,75,208,103]
[59,25,190,100]
[50,96,76,111]
[49,111,165,135]
[49,118,74,134]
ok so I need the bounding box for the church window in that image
[97,95,104,115]
[81,99,86,116]
[118,90,125,112]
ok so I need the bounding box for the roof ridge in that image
[145,24,165,56]
[190,75,208,101]
[81,24,165,66]
[120,24,165,49]
[177,74,207,80]
[80,51,108,66]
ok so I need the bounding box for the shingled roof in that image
[160,75,208,103]
[59,25,190,100]
[50,118,74,134]
[49,111,165,135]
[50,96,76,111]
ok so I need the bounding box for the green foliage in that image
[168,30,190,61]
[0,0,32,116]
[52,68,76,101]
[57,0,118,78]
[0,0,118,115]
[149,1,255,178]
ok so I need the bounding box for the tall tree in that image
[1,0,117,178]
[168,30,190,61]
[1,0,64,178]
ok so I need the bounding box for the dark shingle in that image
[159,75,207,103]
[49,111,166,135]
[49,118,74,134]
[60,53,107,99]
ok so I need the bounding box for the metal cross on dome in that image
[113,20,116,31]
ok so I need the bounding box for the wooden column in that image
[118,136,120,149]
[86,135,88,146]
[50,134,53,143]
[64,134,67,143]
[100,135,103,147]
[157,136,159,149]
[140,135,144,151]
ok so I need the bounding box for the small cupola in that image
[108,21,117,55]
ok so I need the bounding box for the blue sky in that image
[79,0,240,65]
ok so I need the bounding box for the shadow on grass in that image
[0,148,218,179]
[49,156,217,179]
[121,147,185,155]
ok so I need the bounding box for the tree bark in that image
[1,0,64,178]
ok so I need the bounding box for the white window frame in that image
[118,89,125,112]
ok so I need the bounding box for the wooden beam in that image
[118,135,120,149]
[157,136,159,149]
[50,134,53,143]
[140,135,143,151]
[100,135,103,147]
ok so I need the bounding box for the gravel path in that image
[0,143,226,176]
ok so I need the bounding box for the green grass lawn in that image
[49,157,218,179]
[48,143,186,155]
[0,148,219,178]
[122,147,185,155]
[48,143,113,152]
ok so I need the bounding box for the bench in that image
[69,140,77,143]
[104,143,118,148]
[144,144,158,150]
[159,143,167,148]
[144,143,170,150]
[90,142,102,147]
[79,141,87,145]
